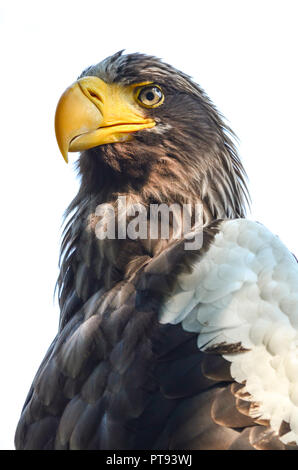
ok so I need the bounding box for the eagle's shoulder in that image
[160,218,298,445]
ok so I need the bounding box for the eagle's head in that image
[55,51,249,220]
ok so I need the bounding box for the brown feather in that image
[18,53,293,452]
[211,385,256,428]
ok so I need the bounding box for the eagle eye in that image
[136,85,164,108]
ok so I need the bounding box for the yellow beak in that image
[55,77,156,162]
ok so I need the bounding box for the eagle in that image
[15,51,298,450]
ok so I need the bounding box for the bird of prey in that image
[15,51,298,450]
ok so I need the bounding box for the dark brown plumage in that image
[15,51,292,450]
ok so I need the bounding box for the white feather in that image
[159,219,298,444]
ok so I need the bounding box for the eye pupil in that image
[146,91,155,101]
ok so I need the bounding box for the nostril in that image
[87,89,102,102]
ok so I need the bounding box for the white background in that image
[0,0,297,449]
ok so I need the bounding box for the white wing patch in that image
[159,219,298,444]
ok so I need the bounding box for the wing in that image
[160,218,298,447]
[16,218,298,450]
